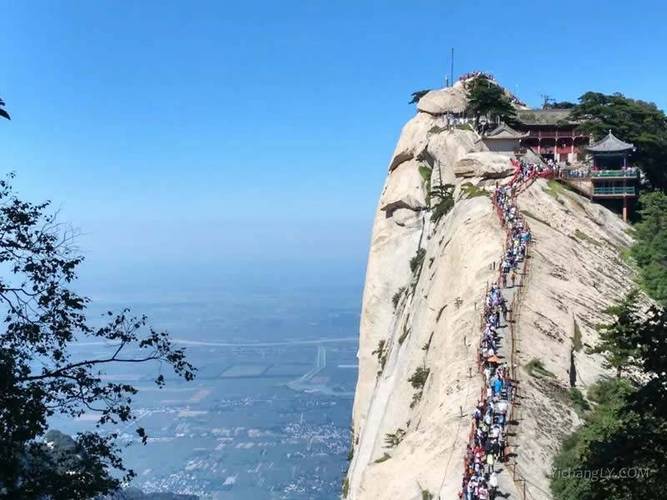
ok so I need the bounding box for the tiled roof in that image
[484,123,528,140]
[586,131,634,153]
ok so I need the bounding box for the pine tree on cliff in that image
[465,76,516,127]
[589,290,642,378]
[552,293,667,500]
[630,191,667,305]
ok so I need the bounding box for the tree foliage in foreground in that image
[551,293,667,500]
[0,174,195,498]
[570,92,667,190]
[630,191,667,306]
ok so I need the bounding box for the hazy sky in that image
[0,0,665,295]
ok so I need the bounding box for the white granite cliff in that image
[345,86,636,499]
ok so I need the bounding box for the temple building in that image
[480,123,528,156]
[588,131,638,221]
[515,109,590,163]
[588,130,635,169]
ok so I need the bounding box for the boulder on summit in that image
[454,152,515,178]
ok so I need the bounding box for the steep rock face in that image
[509,180,635,497]
[351,118,486,451]
[348,117,506,499]
[380,159,428,216]
[347,102,636,499]
[387,113,443,172]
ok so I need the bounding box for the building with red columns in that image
[514,109,590,163]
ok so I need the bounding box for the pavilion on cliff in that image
[587,131,638,221]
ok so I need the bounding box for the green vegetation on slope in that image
[384,428,406,449]
[408,365,430,408]
[525,358,556,378]
[392,286,406,309]
[461,182,488,199]
[430,184,455,223]
[551,378,633,499]
[572,318,583,352]
[630,191,667,305]
[587,290,643,378]
[551,173,667,500]
[569,387,591,417]
[418,164,432,206]
[543,179,569,203]
[550,293,667,500]
[410,248,426,275]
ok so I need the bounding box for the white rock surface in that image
[454,151,516,178]
[387,112,446,172]
[346,106,637,500]
[348,193,505,500]
[380,159,428,215]
[417,81,469,115]
[427,129,483,184]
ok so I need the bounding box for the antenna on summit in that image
[450,48,455,87]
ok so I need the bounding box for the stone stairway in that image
[457,164,535,500]
[493,265,523,499]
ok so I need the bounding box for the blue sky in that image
[0,0,665,296]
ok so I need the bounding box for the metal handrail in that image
[591,169,638,178]
[593,186,636,195]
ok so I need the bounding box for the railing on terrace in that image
[591,169,639,178]
[560,170,590,179]
[526,130,584,139]
[593,186,636,196]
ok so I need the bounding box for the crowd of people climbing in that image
[561,167,589,178]
[459,159,535,500]
[495,179,531,290]
[561,165,639,179]
[515,158,555,181]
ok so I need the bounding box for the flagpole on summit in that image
[450,48,454,86]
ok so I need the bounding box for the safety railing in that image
[525,130,581,139]
[591,169,638,178]
[592,186,636,195]
[502,174,532,500]
[508,170,546,500]
[560,170,590,179]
